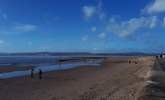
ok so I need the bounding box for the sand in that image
[137,57,165,100]
[0,66,32,73]
[0,56,154,100]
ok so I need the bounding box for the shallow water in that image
[0,56,60,67]
[0,61,102,79]
[0,55,107,67]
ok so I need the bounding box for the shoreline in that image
[0,57,105,73]
[0,59,103,79]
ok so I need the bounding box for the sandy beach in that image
[0,57,155,100]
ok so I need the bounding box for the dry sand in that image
[0,57,155,100]
[138,57,165,100]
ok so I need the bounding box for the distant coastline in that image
[0,52,159,56]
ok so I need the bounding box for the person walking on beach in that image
[31,68,34,79]
[39,69,42,79]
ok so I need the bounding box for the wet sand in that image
[0,56,154,100]
[0,66,32,73]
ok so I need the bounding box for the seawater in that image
[0,61,101,79]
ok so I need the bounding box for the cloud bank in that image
[83,0,165,38]
[143,0,165,14]
[82,0,165,52]
[106,16,160,37]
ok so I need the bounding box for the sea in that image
[0,55,103,79]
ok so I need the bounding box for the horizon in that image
[0,0,165,53]
[0,51,161,54]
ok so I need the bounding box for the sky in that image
[0,0,165,53]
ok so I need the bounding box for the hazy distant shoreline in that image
[0,52,158,56]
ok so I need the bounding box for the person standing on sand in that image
[39,69,42,79]
[156,56,158,59]
[129,60,131,64]
[31,68,34,79]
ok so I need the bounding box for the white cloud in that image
[149,16,158,28]
[143,0,165,14]
[0,24,38,35]
[106,16,159,37]
[82,0,106,20]
[97,0,106,20]
[91,27,97,32]
[98,32,107,39]
[15,24,37,32]
[81,35,89,41]
[0,40,4,44]
[82,6,96,19]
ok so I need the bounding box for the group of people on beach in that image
[30,68,43,79]
[156,53,165,59]
[128,60,138,64]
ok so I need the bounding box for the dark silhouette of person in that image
[39,69,42,79]
[156,56,158,59]
[31,68,34,79]
[129,60,131,64]
[160,54,163,59]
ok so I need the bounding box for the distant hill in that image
[96,52,159,56]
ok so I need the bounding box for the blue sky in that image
[0,0,165,53]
